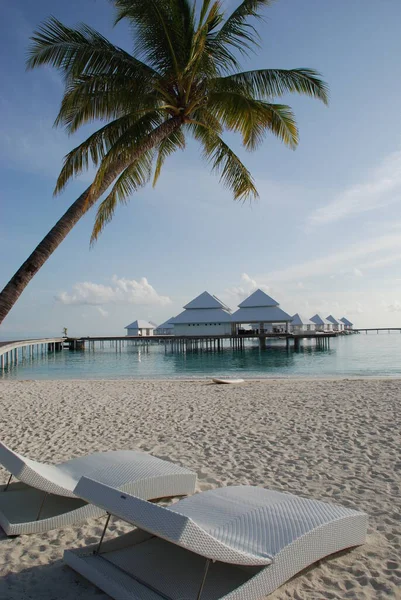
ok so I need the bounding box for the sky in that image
[1,0,401,338]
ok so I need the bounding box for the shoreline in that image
[2,374,401,382]
[0,378,400,598]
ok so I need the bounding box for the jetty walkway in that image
[0,332,337,370]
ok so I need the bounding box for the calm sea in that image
[1,333,401,380]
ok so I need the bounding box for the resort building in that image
[173,291,232,336]
[231,289,293,333]
[154,317,175,335]
[125,320,155,337]
[310,314,332,332]
[340,317,354,330]
[326,315,344,332]
[290,314,316,333]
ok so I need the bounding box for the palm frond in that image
[206,91,297,149]
[114,0,194,75]
[206,0,272,71]
[258,102,298,148]
[27,16,157,81]
[189,122,258,200]
[54,112,159,194]
[153,129,186,186]
[215,68,329,103]
[89,111,164,196]
[90,151,154,244]
[55,74,159,133]
[190,107,224,136]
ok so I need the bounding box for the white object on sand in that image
[64,479,367,600]
[212,378,244,384]
[0,441,196,536]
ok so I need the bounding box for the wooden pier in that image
[0,332,337,371]
[65,332,336,353]
[0,338,64,370]
[354,328,401,334]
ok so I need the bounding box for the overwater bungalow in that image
[173,292,232,336]
[326,315,344,332]
[310,314,333,332]
[154,317,175,335]
[125,320,155,337]
[340,317,354,330]
[231,289,292,334]
[290,313,316,333]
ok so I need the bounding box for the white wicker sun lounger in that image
[0,442,196,536]
[64,479,367,600]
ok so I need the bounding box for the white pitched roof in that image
[340,317,354,326]
[310,314,332,326]
[238,289,279,308]
[173,308,232,324]
[155,317,175,329]
[291,313,315,326]
[125,320,155,329]
[231,305,292,323]
[184,291,231,311]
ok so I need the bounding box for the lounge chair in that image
[64,478,367,600]
[0,441,196,535]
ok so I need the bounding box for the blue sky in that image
[1,0,401,338]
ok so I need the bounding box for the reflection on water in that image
[2,333,401,380]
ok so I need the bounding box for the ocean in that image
[1,333,401,379]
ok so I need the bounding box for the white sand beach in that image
[0,378,400,599]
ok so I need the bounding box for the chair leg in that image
[36,492,48,521]
[3,474,12,492]
[94,513,111,555]
[196,558,211,600]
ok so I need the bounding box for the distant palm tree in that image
[0,0,328,325]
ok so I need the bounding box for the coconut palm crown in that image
[28,0,328,242]
[0,0,328,325]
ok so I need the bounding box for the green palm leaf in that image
[216,68,329,103]
[90,151,154,244]
[153,129,186,186]
[114,0,193,75]
[206,0,272,70]
[189,121,258,201]
[27,17,156,81]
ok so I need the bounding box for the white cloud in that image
[385,301,401,312]
[96,307,109,317]
[359,253,401,270]
[307,149,401,227]
[56,276,171,307]
[259,231,401,284]
[347,302,364,315]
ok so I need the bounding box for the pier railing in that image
[0,338,64,370]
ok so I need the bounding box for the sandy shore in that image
[0,378,400,599]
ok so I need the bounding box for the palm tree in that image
[0,0,328,325]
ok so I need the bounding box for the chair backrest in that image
[0,441,75,497]
[75,477,273,565]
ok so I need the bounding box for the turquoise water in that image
[2,334,401,379]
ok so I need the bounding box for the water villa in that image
[231,289,293,334]
[310,314,333,332]
[125,320,155,337]
[154,317,175,335]
[340,317,354,330]
[290,313,316,333]
[172,291,232,336]
[326,315,344,332]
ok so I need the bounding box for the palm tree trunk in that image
[0,116,182,326]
